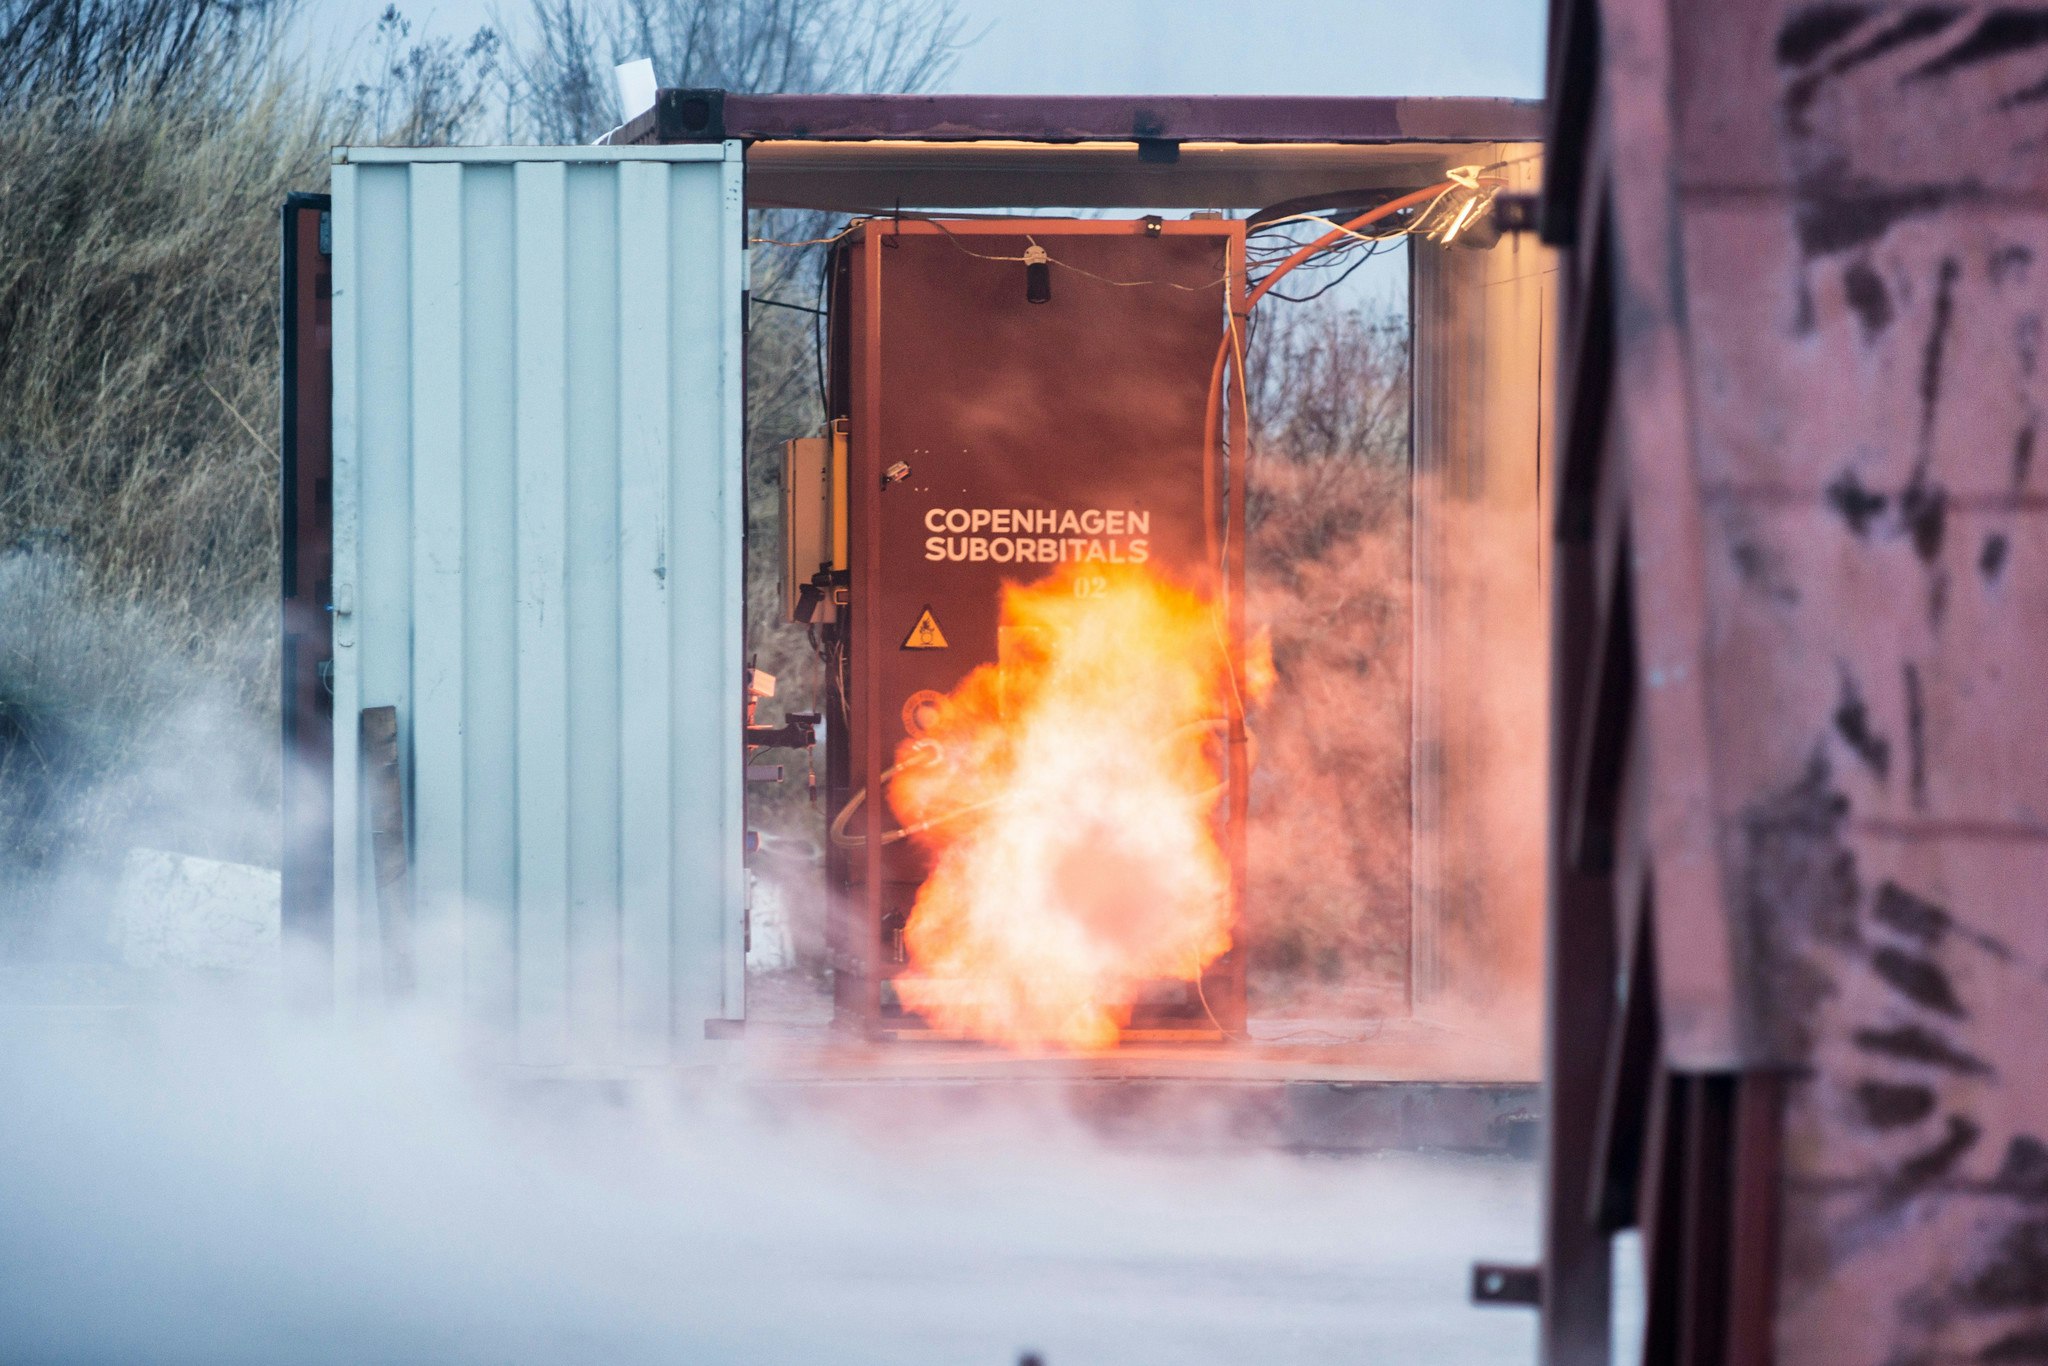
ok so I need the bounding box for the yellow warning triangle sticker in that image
[902,606,949,650]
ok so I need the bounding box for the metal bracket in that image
[1493,192,1540,235]
[657,88,727,141]
[1471,1261,1542,1307]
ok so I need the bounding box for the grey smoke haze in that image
[0,991,1539,1364]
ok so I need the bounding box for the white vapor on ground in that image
[0,986,1537,1365]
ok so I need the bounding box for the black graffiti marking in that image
[1902,479,1948,563]
[1889,1112,1982,1201]
[1853,1077,1937,1128]
[2016,426,2037,488]
[1991,244,2036,288]
[1982,533,2011,581]
[1834,668,1893,779]
[1905,11,2048,82]
[1980,1327,2048,1361]
[1962,1216,2048,1311]
[2008,70,2048,108]
[1905,661,1929,811]
[1997,1136,2048,1202]
[1920,257,1962,470]
[1872,944,1967,1016]
[1843,257,1895,338]
[1831,5,1967,75]
[1777,5,1873,67]
[1796,185,1952,259]
[1730,535,1801,604]
[1784,7,1967,123]
[1828,467,1889,534]
[1874,880,1951,944]
[1853,1022,1993,1075]
[1871,880,2016,963]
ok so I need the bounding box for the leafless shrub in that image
[0,67,330,943]
[0,83,329,661]
[343,5,505,146]
[508,0,966,142]
[0,0,291,116]
[1242,295,1415,1010]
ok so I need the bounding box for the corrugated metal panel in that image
[329,144,745,1066]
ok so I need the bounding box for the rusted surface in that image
[739,139,1478,215]
[1543,0,2048,1360]
[279,193,333,1005]
[621,91,1544,146]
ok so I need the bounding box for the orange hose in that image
[1202,180,1459,569]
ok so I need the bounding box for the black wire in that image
[1259,239,1391,304]
[751,295,827,317]
[814,243,831,420]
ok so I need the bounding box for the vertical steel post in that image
[1220,225,1252,1033]
[855,224,886,1037]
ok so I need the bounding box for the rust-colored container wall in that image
[1537,1,2048,1361]
[823,218,1246,1031]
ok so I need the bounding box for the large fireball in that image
[887,562,1269,1049]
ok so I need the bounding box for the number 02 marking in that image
[1072,574,1109,598]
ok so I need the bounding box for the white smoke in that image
[0,982,1539,1365]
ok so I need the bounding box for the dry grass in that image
[0,86,332,681]
[0,0,960,955]
[0,83,334,939]
[1241,297,1415,1007]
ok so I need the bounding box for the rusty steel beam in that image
[618,91,1544,147]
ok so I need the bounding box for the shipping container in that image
[283,98,1554,1074]
[317,145,747,1064]
[1521,0,2048,1360]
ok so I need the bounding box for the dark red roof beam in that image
[621,91,1544,147]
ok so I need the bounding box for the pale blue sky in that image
[943,0,1544,97]
[311,0,1546,101]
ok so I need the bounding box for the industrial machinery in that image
[783,217,1249,1037]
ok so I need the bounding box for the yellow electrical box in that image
[783,421,849,621]
[829,417,848,574]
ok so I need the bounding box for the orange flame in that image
[887,562,1271,1050]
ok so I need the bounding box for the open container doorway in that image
[670,96,1558,1087]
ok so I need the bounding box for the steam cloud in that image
[0,991,1539,1364]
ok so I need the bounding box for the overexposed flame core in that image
[888,564,1269,1050]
